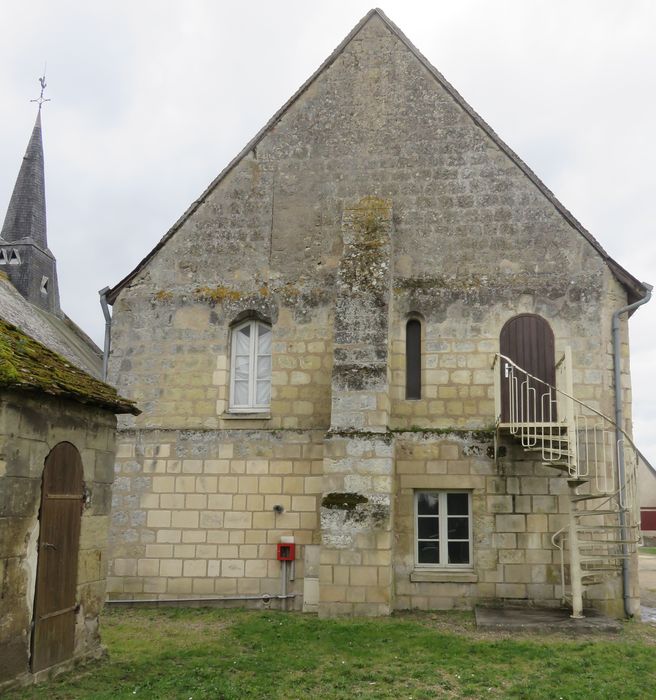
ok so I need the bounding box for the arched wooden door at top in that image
[500,314,556,423]
[31,442,84,673]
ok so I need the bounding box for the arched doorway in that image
[31,442,84,672]
[500,314,556,423]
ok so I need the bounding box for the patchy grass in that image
[7,608,656,699]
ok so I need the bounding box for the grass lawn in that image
[640,546,656,555]
[6,607,656,699]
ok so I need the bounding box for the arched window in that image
[406,318,422,399]
[499,314,555,422]
[230,318,272,411]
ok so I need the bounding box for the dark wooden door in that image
[31,442,84,672]
[500,314,555,422]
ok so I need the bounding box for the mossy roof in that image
[0,318,139,414]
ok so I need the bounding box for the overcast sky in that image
[1,0,655,462]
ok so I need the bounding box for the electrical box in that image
[276,542,295,561]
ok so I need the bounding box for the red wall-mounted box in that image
[276,543,295,561]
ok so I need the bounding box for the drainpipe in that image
[612,282,652,617]
[99,286,112,382]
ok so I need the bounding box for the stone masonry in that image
[105,10,645,618]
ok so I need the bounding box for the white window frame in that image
[229,319,272,412]
[414,490,472,569]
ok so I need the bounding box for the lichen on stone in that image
[321,492,368,510]
[194,285,243,305]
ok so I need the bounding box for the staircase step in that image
[580,554,631,561]
[574,509,620,517]
[571,493,610,502]
[525,447,570,455]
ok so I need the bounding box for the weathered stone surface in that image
[0,393,118,688]
[105,11,641,619]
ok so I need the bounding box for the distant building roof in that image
[0,273,102,378]
[0,317,138,415]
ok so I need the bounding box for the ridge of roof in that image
[0,317,139,415]
[107,7,646,305]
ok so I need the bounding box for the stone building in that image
[0,103,138,689]
[105,9,650,618]
[0,317,138,689]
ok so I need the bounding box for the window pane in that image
[257,324,271,353]
[236,327,250,354]
[233,380,249,405]
[417,492,438,516]
[234,355,250,382]
[418,517,439,540]
[406,319,421,399]
[418,541,439,565]
[447,517,469,540]
[256,380,270,406]
[447,492,468,515]
[448,541,470,565]
[257,355,271,380]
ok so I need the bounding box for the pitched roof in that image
[0,110,48,250]
[0,273,102,378]
[106,8,647,305]
[0,318,139,415]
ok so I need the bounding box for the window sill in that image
[410,569,478,583]
[221,412,271,421]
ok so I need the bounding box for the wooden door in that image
[500,314,556,423]
[31,442,84,672]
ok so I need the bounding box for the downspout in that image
[612,282,652,617]
[99,286,112,382]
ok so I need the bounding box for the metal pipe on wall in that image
[612,282,652,617]
[98,286,112,381]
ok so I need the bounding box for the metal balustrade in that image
[492,349,640,618]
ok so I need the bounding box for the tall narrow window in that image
[406,318,421,399]
[230,319,272,411]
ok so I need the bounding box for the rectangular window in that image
[229,320,272,411]
[415,491,472,568]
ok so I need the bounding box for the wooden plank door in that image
[31,442,84,672]
[500,314,556,423]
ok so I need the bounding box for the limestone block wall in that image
[104,12,641,619]
[392,433,622,615]
[108,429,323,606]
[0,392,117,690]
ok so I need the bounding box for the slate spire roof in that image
[1,109,49,250]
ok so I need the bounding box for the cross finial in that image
[30,70,51,111]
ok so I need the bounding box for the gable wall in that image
[107,15,633,614]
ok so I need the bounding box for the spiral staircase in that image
[493,349,641,618]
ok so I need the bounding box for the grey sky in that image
[2,0,655,460]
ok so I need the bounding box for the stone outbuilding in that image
[0,317,138,690]
[104,9,650,619]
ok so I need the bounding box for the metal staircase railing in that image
[492,350,641,618]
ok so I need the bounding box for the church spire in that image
[1,109,48,248]
[0,76,60,315]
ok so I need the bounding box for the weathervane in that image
[30,70,50,110]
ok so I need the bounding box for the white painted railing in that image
[493,349,641,617]
[492,350,638,500]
